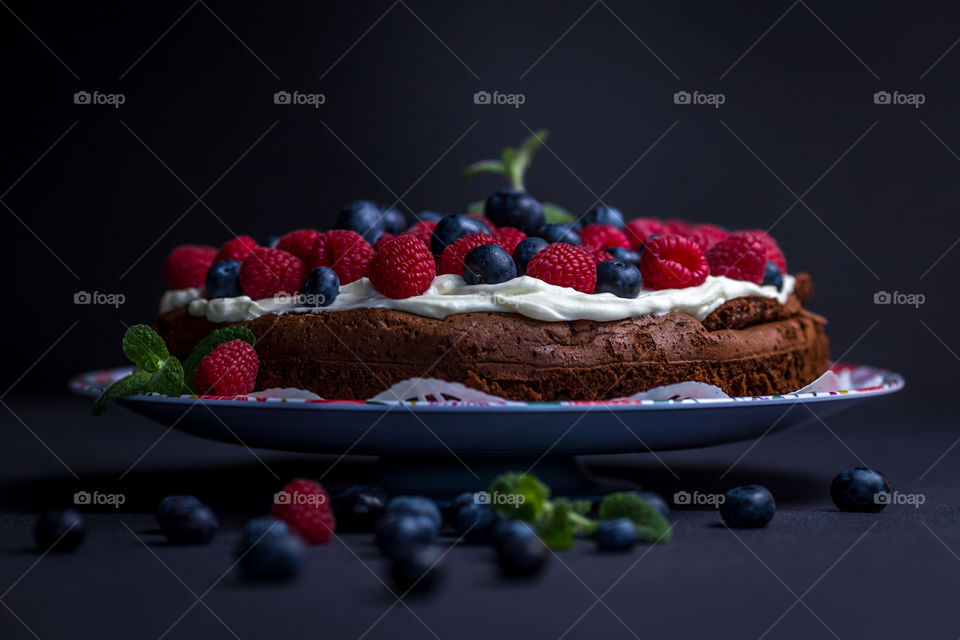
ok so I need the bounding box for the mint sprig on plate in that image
[181,326,256,393]
[93,325,184,415]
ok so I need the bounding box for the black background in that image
[3,0,959,402]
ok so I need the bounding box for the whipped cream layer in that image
[162,274,795,324]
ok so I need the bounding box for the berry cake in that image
[152,195,829,402]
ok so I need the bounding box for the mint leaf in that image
[122,325,169,372]
[182,326,256,392]
[462,129,549,191]
[462,159,507,180]
[488,472,550,522]
[151,357,184,396]
[92,370,152,416]
[598,492,672,544]
[538,498,575,549]
[543,202,575,224]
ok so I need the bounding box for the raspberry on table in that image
[526,243,598,294]
[736,229,787,272]
[270,478,336,544]
[438,233,497,275]
[239,248,308,299]
[639,234,709,290]
[624,218,667,249]
[493,227,527,255]
[309,229,375,284]
[368,234,436,299]
[275,229,321,262]
[705,234,767,284]
[163,245,217,289]
[215,236,258,263]
[193,339,259,396]
[579,224,631,251]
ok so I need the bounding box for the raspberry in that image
[368,234,436,299]
[239,248,308,299]
[526,243,597,294]
[270,478,336,544]
[687,224,728,252]
[639,234,709,290]
[468,214,496,231]
[309,229,375,284]
[374,232,394,251]
[587,248,610,265]
[193,339,259,396]
[665,219,695,236]
[579,224,631,250]
[494,227,527,255]
[215,236,258,263]
[624,218,667,248]
[405,220,437,249]
[438,233,497,275]
[163,245,217,289]
[275,229,321,262]
[737,229,787,272]
[705,234,767,284]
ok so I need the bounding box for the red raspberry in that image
[309,229,375,284]
[405,220,437,249]
[468,214,496,231]
[214,235,258,263]
[705,234,767,284]
[270,478,336,544]
[163,245,217,289]
[580,224,631,250]
[438,233,497,275]
[193,339,259,396]
[494,227,527,255]
[374,232,394,251]
[625,218,667,248]
[368,234,436,299]
[639,234,709,290]
[526,243,597,294]
[239,248,308,299]
[587,248,610,265]
[687,224,728,252]
[275,229,321,262]
[665,219,695,236]
[737,229,787,272]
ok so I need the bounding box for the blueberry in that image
[300,267,339,308]
[463,244,517,285]
[336,200,385,245]
[495,521,547,577]
[390,545,443,593]
[581,205,625,229]
[35,509,85,552]
[430,214,489,255]
[762,261,784,290]
[449,491,478,518]
[332,484,389,532]
[830,468,891,513]
[384,496,442,530]
[595,260,642,298]
[156,495,203,530]
[632,491,670,518]
[484,189,545,235]
[380,205,407,234]
[536,222,581,245]
[261,235,281,249]
[205,260,243,299]
[237,517,290,555]
[376,514,439,558]
[605,246,641,265]
[720,485,776,528]
[596,518,639,552]
[455,503,502,544]
[163,503,219,544]
[513,237,549,276]
[415,210,443,223]
[240,530,304,581]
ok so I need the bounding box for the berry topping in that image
[526,243,598,294]
[369,234,436,299]
[193,339,259,396]
[762,261,784,290]
[374,232,394,251]
[463,244,517,285]
[300,266,340,307]
[738,229,787,272]
[604,246,641,265]
[239,248,308,299]
[309,229,375,284]
[484,188,546,235]
[536,222,581,245]
[638,234,709,290]
[720,485,776,529]
[414,210,443,222]
[35,509,85,552]
[467,214,496,232]
[215,235,258,263]
[380,205,407,234]
[624,218,668,248]
[270,478,336,544]
[513,237,548,276]
[587,247,611,265]
[205,259,243,299]
[705,234,767,284]
[595,259,642,298]
[274,229,321,262]
[405,220,437,248]
[579,224,631,250]
[581,205,625,229]
[163,245,217,289]
[687,224,728,252]
[493,226,527,255]
[596,518,638,552]
[336,200,385,245]
[430,214,490,255]
[438,232,497,275]
[830,468,890,513]
[665,219,695,236]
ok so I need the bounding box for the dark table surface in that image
[1,390,956,640]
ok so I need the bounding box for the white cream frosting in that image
[161,274,795,324]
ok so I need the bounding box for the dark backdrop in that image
[2,1,958,408]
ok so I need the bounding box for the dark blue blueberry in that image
[35,509,85,552]
[384,496,442,530]
[595,260,642,298]
[376,514,439,558]
[513,237,549,276]
[430,214,489,255]
[300,267,339,308]
[632,491,670,518]
[415,210,443,223]
[596,518,639,552]
[156,495,202,530]
[261,235,281,249]
[484,189,545,235]
[163,503,219,544]
[605,246,641,265]
[380,205,408,234]
[390,545,444,593]
[336,200,385,245]
[536,222,581,245]
[332,484,389,532]
[463,244,517,285]
[240,530,304,581]
[830,468,891,513]
[205,260,243,299]
[580,205,625,229]
[495,520,547,577]
[720,485,776,528]
[449,491,478,518]
[237,517,289,555]
[762,261,784,290]
[454,503,503,544]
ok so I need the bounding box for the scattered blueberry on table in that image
[831,468,891,512]
[454,502,502,544]
[495,520,548,578]
[238,518,304,581]
[158,496,219,545]
[156,495,203,530]
[332,484,389,532]
[720,485,776,529]
[596,518,639,552]
[376,514,439,559]
[384,496,442,530]
[390,545,444,593]
[35,509,86,552]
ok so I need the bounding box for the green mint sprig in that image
[93,325,184,415]
[181,326,256,393]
